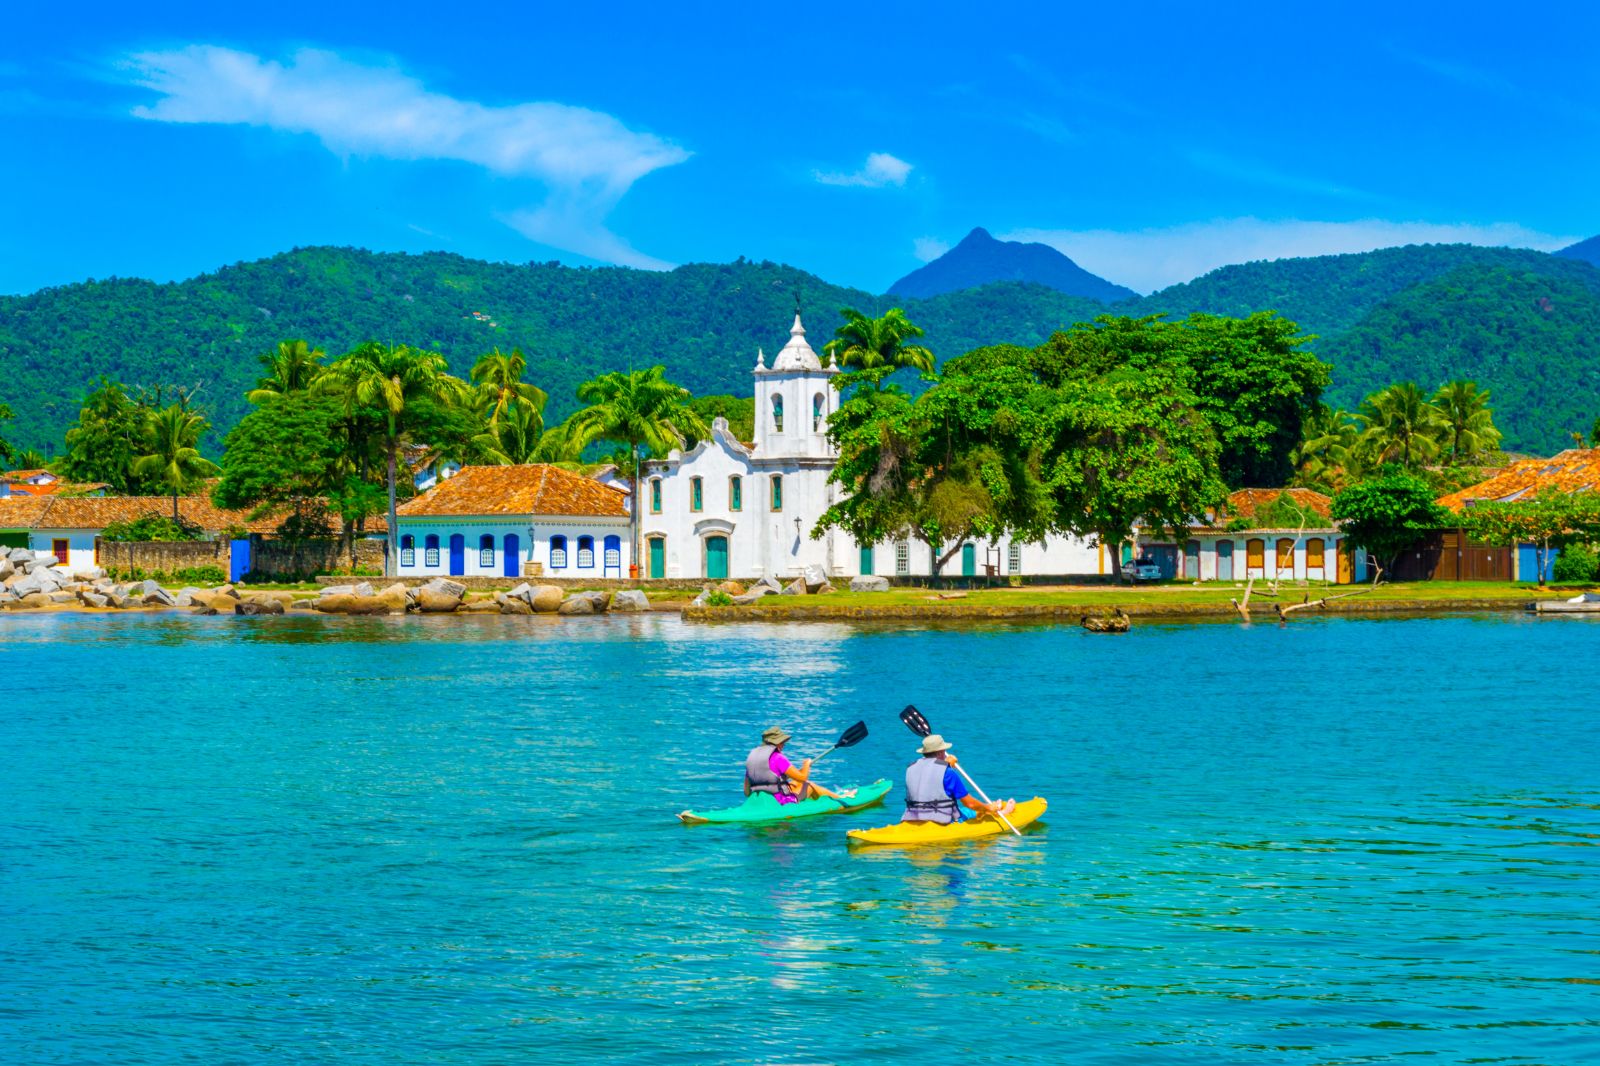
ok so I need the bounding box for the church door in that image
[648,537,665,579]
[705,535,728,580]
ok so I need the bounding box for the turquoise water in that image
[5,612,1599,1064]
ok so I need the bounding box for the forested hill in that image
[0,248,1103,454]
[5,241,1600,456]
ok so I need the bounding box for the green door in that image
[961,543,976,576]
[859,545,873,575]
[705,535,728,580]
[648,537,665,579]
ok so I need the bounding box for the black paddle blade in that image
[899,705,932,738]
[836,720,869,749]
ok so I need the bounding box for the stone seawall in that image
[315,575,707,591]
[683,597,1540,623]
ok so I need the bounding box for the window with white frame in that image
[1008,543,1022,574]
[424,534,440,568]
[577,536,595,568]
[478,534,495,568]
[400,534,415,567]
[550,535,568,569]
[895,541,910,575]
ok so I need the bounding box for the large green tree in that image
[316,342,468,575]
[471,348,547,429]
[57,379,160,493]
[1329,469,1451,581]
[822,307,936,373]
[213,393,346,527]
[0,397,14,467]
[560,367,709,571]
[133,404,220,519]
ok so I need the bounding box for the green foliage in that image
[1553,543,1599,584]
[213,393,345,515]
[56,378,162,492]
[0,397,13,466]
[1459,487,1600,585]
[1224,491,1323,532]
[106,564,227,585]
[1330,470,1452,579]
[687,394,754,441]
[133,403,220,512]
[100,513,204,542]
[705,589,734,607]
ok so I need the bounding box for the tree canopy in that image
[1329,470,1451,580]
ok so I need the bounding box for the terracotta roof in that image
[18,496,278,533]
[0,496,55,528]
[1224,488,1333,522]
[397,464,629,518]
[1438,449,1600,513]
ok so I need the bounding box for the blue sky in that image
[3,1,1597,296]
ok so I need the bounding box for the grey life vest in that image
[904,757,958,824]
[745,744,791,795]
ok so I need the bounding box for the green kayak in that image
[679,779,892,825]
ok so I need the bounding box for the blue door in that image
[859,545,873,575]
[961,543,976,576]
[448,534,465,576]
[229,538,252,583]
[502,534,520,577]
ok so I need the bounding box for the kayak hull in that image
[846,796,1048,846]
[679,779,892,825]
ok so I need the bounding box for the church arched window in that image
[813,392,825,431]
[771,394,784,433]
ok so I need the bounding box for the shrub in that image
[105,564,227,586]
[705,590,733,607]
[1553,544,1599,584]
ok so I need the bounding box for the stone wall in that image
[97,539,229,574]
[254,538,385,577]
[315,574,708,591]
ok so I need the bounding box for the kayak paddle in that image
[810,720,868,765]
[899,705,1022,837]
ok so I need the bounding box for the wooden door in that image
[648,537,665,579]
[705,536,728,580]
[1216,540,1233,581]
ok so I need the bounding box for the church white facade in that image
[637,315,1107,581]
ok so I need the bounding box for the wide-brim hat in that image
[918,734,952,755]
[762,726,792,746]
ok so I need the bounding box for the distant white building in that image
[638,314,1103,581]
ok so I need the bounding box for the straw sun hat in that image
[918,734,953,755]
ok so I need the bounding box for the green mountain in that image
[0,247,1104,454]
[5,240,1600,459]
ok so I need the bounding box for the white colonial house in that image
[638,314,1102,581]
[1135,488,1367,583]
[0,495,276,571]
[395,464,632,579]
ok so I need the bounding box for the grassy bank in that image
[682,581,1586,623]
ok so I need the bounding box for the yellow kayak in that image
[846,797,1048,847]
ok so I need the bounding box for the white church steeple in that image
[753,312,839,459]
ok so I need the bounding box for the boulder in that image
[138,579,163,597]
[506,582,536,606]
[416,586,462,613]
[691,585,714,607]
[314,593,358,614]
[235,598,285,616]
[9,549,34,564]
[530,585,564,612]
[175,593,195,607]
[850,575,892,593]
[193,605,220,616]
[351,581,376,599]
[802,563,829,593]
[458,600,502,613]
[731,587,775,605]
[19,592,52,609]
[9,573,44,598]
[143,588,178,607]
[423,577,468,600]
[497,595,534,615]
[319,584,357,598]
[610,589,650,612]
[754,575,783,592]
[816,582,837,594]
[375,583,410,613]
[557,595,595,615]
[79,591,110,608]
[211,584,240,599]
[48,591,77,604]
[718,580,745,596]
[0,558,13,580]
[781,578,806,595]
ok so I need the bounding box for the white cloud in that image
[1003,218,1581,295]
[912,236,950,263]
[121,45,690,269]
[815,151,912,188]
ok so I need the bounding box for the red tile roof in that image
[1438,449,1600,513]
[0,496,55,528]
[1185,488,1336,533]
[397,464,629,518]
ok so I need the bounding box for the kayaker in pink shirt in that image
[744,726,844,804]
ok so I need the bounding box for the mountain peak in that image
[1556,234,1600,268]
[889,227,1135,303]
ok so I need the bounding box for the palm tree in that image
[133,404,220,519]
[317,342,468,576]
[561,367,709,575]
[1293,405,1360,492]
[1432,380,1501,463]
[1356,383,1444,469]
[13,447,49,471]
[469,400,545,465]
[248,340,326,404]
[822,307,935,372]
[471,348,548,429]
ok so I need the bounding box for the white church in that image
[637,314,1107,582]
